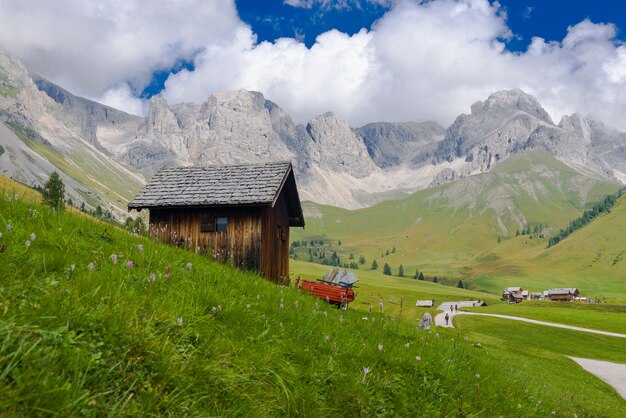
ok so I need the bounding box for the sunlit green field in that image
[293,151,626,302]
[2,174,625,416]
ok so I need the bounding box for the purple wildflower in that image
[186,262,193,271]
[0,232,3,238]
[415,356,421,361]
[148,273,156,283]
[110,254,118,264]
[325,335,329,342]
[7,224,12,231]
[137,244,143,252]
[362,367,371,383]
[30,232,36,241]
[88,262,95,271]
[126,260,134,268]
[25,240,31,247]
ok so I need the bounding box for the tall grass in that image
[0,184,622,416]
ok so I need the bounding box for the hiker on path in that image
[445,313,449,326]
[454,304,458,312]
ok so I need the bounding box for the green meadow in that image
[2,175,625,416]
[292,151,626,302]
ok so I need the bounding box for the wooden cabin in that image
[545,288,580,302]
[501,287,524,302]
[128,162,304,283]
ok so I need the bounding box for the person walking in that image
[445,313,449,326]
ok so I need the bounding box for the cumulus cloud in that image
[0,0,243,113]
[1,0,626,130]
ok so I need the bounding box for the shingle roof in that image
[548,288,579,295]
[129,162,294,209]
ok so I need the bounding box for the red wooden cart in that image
[295,269,358,308]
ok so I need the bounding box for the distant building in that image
[129,162,304,283]
[529,292,543,300]
[416,300,435,308]
[545,288,580,302]
[502,287,524,302]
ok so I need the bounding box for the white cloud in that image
[98,83,146,116]
[0,0,244,114]
[1,0,626,130]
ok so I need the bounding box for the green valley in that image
[292,151,625,302]
[2,175,625,416]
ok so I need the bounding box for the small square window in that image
[216,217,227,232]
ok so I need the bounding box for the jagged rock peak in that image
[211,89,267,112]
[306,111,376,177]
[471,89,553,124]
[558,113,592,143]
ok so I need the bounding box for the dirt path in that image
[569,357,626,400]
[434,305,626,339]
[433,302,626,400]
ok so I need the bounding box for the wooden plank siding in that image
[149,206,264,274]
[261,189,290,283]
[147,186,292,283]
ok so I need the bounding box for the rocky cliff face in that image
[424,89,615,182]
[115,90,380,207]
[0,52,145,218]
[358,121,444,168]
[31,75,142,153]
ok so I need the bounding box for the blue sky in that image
[142,0,626,99]
[235,0,625,51]
[2,0,626,129]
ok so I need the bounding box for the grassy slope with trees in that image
[292,151,625,301]
[2,175,625,416]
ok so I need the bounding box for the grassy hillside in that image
[1,175,624,416]
[472,190,626,301]
[290,260,499,322]
[293,151,624,300]
[7,122,145,214]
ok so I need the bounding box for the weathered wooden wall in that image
[148,197,291,283]
[149,206,263,273]
[260,190,290,283]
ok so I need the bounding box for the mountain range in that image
[1,50,625,215]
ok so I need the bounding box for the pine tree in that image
[385,249,389,256]
[391,246,396,253]
[349,252,354,260]
[338,239,342,246]
[43,171,65,210]
[457,279,464,288]
[398,264,404,277]
[515,229,520,236]
[371,259,378,270]
[414,269,419,280]
[418,272,425,280]
[359,255,366,265]
[383,263,391,275]
[433,277,438,284]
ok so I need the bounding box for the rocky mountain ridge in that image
[1,51,624,211]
